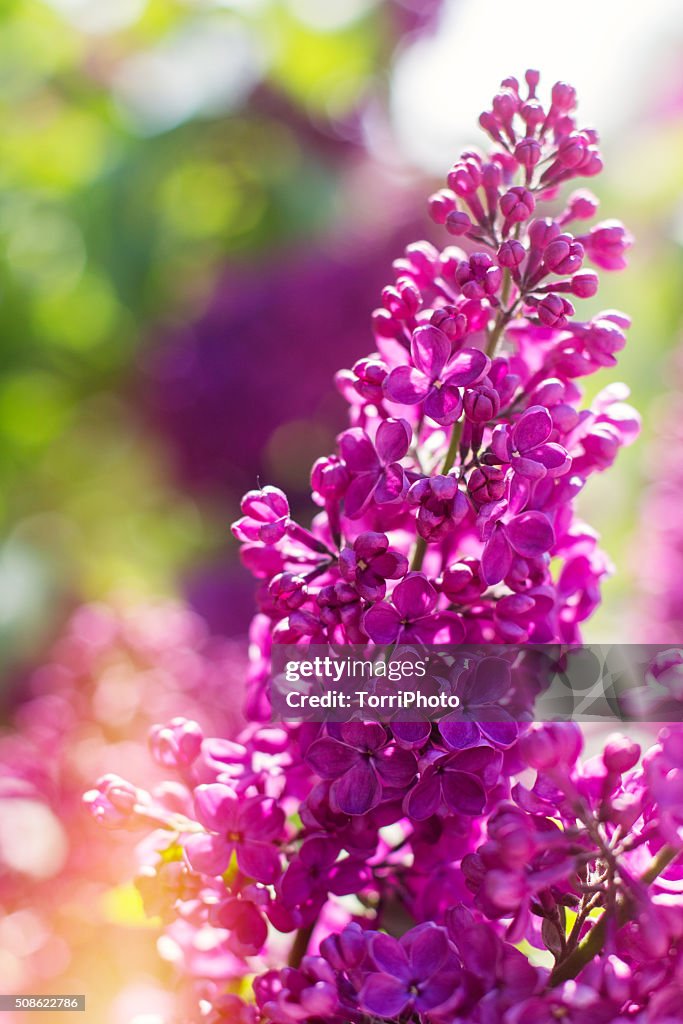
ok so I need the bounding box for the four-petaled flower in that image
[488,405,570,481]
[339,531,408,600]
[363,572,465,644]
[339,418,412,518]
[360,924,463,1019]
[481,511,556,586]
[439,657,519,750]
[384,325,489,425]
[306,723,417,816]
[184,784,284,883]
[405,746,503,820]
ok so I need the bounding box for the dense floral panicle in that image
[231,71,638,661]
[83,73,683,1024]
[90,705,683,1021]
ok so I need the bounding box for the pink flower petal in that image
[363,601,402,644]
[411,325,450,380]
[237,839,281,884]
[375,463,407,504]
[392,573,437,620]
[481,524,513,585]
[443,347,489,386]
[306,738,361,778]
[370,933,411,979]
[343,472,378,518]
[194,783,239,832]
[361,974,410,1018]
[375,418,411,464]
[338,428,379,473]
[385,365,431,405]
[424,383,463,425]
[184,833,232,876]
[506,511,555,558]
[511,405,552,454]
[442,770,486,815]
[331,761,381,815]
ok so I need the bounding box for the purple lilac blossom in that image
[83,74,683,1024]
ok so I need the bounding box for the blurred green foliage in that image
[0,0,394,667]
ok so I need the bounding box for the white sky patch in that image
[391,0,683,171]
[42,0,147,35]
[285,0,378,32]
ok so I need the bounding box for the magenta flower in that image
[455,252,502,298]
[489,405,570,481]
[254,959,340,1024]
[481,511,555,586]
[363,572,465,643]
[210,897,268,957]
[578,220,633,270]
[408,475,469,542]
[468,464,507,505]
[232,486,290,543]
[83,773,141,827]
[405,746,502,820]
[338,418,411,518]
[305,723,417,816]
[338,531,408,600]
[505,989,616,1024]
[439,657,518,750]
[184,784,284,883]
[360,924,462,1018]
[86,73,660,1024]
[280,836,368,915]
[384,324,489,425]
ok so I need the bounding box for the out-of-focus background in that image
[1,0,682,1020]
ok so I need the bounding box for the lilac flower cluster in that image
[232,73,639,678]
[84,74,683,1024]
[86,703,683,1023]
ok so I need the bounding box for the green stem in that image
[441,418,463,476]
[641,843,679,883]
[410,536,427,572]
[409,271,510,574]
[549,844,680,986]
[486,269,512,358]
[409,418,463,572]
